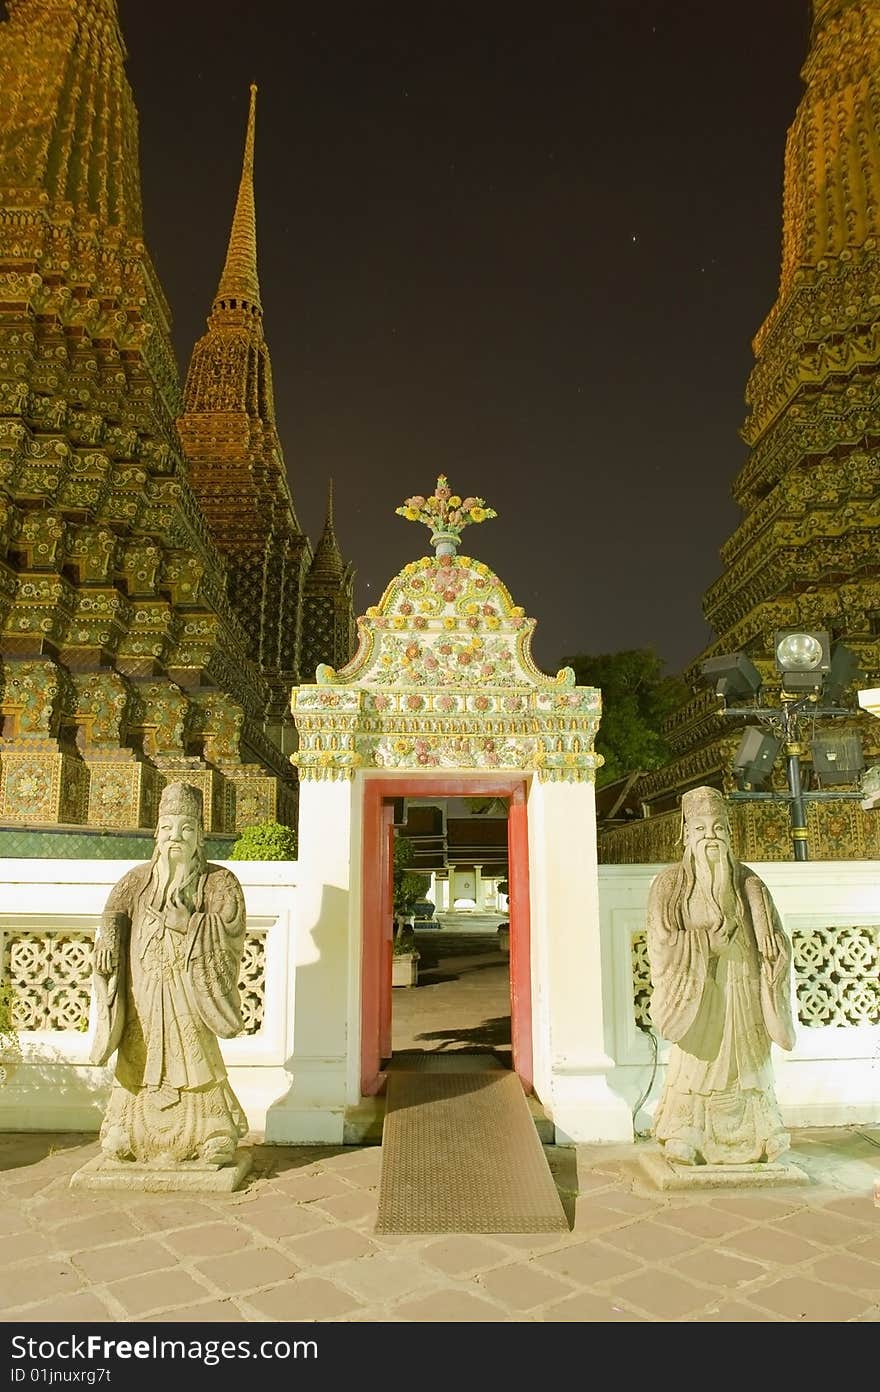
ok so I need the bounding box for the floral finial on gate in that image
[396,475,497,557]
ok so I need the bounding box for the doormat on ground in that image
[375,1068,568,1234]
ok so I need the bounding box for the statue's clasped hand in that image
[95,940,116,976]
[163,906,191,934]
[95,913,122,976]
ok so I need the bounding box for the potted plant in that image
[392,838,430,986]
[392,924,420,987]
[497,879,510,952]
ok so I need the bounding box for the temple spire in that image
[214,83,261,314]
[309,479,346,581]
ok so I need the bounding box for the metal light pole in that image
[780,697,808,862]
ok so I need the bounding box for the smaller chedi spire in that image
[308,479,346,581]
[214,82,261,314]
[301,478,356,677]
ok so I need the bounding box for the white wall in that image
[1,856,877,1142]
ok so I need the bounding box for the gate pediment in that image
[292,552,601,784]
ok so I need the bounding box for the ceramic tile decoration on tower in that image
[0,0,354,841]
[603,0,880,864]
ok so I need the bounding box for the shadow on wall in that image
[0,1043,111,1145]
[264,882,350,1135]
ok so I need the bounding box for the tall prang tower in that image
[178,86,316,759]
[603,0,880,863]
[0,0,354,837]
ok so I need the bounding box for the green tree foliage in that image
[393,835,430,917]
[0,981,20,1058]
[229,820,298,861]
[561,648,687,787]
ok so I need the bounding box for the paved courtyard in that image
[0,1128,878,1323]
[0,931,878,1324]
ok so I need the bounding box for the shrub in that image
[0,980,20,1059]
[393,835,430,917]
[393,925,419,958]
[229,820,298,861]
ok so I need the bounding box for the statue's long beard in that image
[150,845,204,911]
[684,841,739,932]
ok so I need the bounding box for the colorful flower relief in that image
[291,551,602,783]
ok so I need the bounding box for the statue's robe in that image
[647,861,795,1164]
[91,861,248,1164]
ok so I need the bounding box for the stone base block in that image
[634,1146,810,1192]
[224,768,282,831]
[69,1149,252,1193]
[0,748,89,824]
[84,756,161,829]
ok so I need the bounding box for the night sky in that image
[120,0,811,677]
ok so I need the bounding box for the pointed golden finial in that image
[214,83,261,313]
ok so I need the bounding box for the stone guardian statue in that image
[646,785,796,1166]
[87,782,249,1175]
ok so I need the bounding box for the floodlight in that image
[774,629,831,693]
[732,727,781,788]
[700,652,762,703]
[822,643,862,706]
[810,732,865,786]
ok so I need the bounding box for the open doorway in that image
[390,796,511,1066]
[360,776,532,1098]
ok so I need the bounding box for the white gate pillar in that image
[528,776,632,1143]
[264,775,362,1143]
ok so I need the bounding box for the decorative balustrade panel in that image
[630,924,880,1031]
[631,932,652,1032]
[238,932,266,1035]
[790,925,880,1027]
[1,925,267,1037]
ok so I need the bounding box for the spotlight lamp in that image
[822,643,863,707]
[732,727,781,789]
[773,629,831,694]
[700,651,762,703]
[810,732,865,787]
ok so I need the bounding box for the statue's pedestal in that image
[635,1146,810,1192]
[69,1149,252,1194]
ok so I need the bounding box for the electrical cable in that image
[632,1019,659,1139]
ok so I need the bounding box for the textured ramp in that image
[375,1070,568,1233]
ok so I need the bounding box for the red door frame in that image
[361,775,533,1095]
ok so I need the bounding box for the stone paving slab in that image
[0,1127,875,1323]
